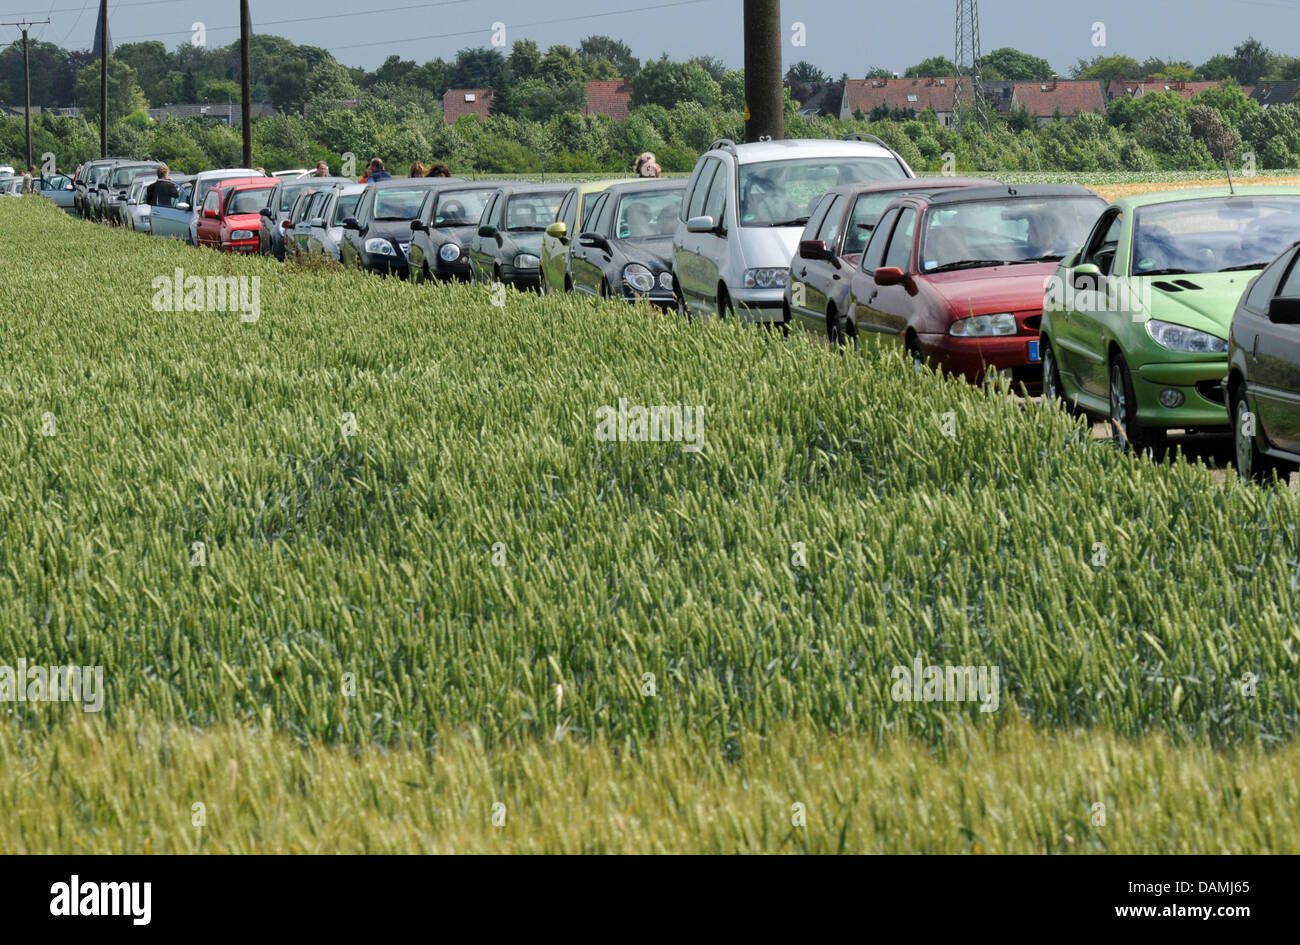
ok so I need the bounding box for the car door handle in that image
[1252,333,1260,359]
[799,267,807,277]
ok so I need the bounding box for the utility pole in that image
[742,0,783,142]
[99,0,108,157]
[953,0,988,131]
[240,0,252,168]
[0,18,51,173]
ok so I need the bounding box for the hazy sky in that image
[5,0,1299,77]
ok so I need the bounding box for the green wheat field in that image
[1,196,1297,853]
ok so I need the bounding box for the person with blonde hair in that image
[409,161,425,178]
[634,152,662,178]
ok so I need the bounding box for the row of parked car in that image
[51,139,1300,483]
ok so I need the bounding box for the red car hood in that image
[923,262,1055,314]
[223,212,263,230]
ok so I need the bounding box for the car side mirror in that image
[282,219,294,229]
[410,220,427,232]
[478,224,499,240]
[307,218,325,228]
[545,221,567,239]
[260,207,273,218]
[1267,296,1300,325]
[686,215,716,234]
[342,217,360,230]
[799,239,831,261]
[873,266,907,287]
[578,232,611,253]
[203,208,219,219]
[1072,262,1102,292]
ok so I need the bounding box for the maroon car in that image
[786,176,997,343]
[842,184,1106,389]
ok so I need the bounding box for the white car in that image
[673,136,914,322]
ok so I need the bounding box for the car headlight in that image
[230,229,254,240]
[439,243,461,263]
[949,312,1018,337]
[1146,318,1227,354]
[364,238,396,256]
[623,263,654,293]
[744,267,788,289]
[658,271,674,291]
[514,253,540,268]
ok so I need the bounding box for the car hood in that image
[224,213,263,229]
[923,262,1058,314]
[736,225,803,270]
[368,220,417,242]
[616,237,674,271]
[502,231,545,256]
[428,223,478,246]
[1134,271,1255,336]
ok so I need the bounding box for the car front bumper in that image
[360,252,409,277]
[1133,358,1230,428]
[500,264,541,290]
[730,287,787,323]
[921,332,1044,390]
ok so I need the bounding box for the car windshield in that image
[432,189,492,226]
[373,188,427,221]
[505,192,564,230]
[332,193,361,226]
[739,156,907,227]
[225,187,272,215]
[1130,196,1300,276]
[919,196,1103,272]
[614,190,684,239]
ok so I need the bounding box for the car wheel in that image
[1231,385,1277,483]
[718,286,735,319]
[826,304,856,347]
[1041,338,1072,411]
[905,333,926,375]
[600,280,613,300]
[1109,353,1165,456]
[539,272,549,296]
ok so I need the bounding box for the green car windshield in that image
[1131,196,1300,276]
[919,196,1102,272]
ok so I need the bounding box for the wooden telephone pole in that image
[99,0,108,157]
[240,0,253,168]
[0,18,51,172]
[742,0,783,142]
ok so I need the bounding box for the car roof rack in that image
[843,133,914,178]
[709,138,739,157]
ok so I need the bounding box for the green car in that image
[1041,186,1300,452]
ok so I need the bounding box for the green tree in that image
[74,59,147,124]
[1231,38,1270,85]
[904,56,958,77]
[1187,104,1240,163]
[509,40,542,82]
[1071,55,1140,82]
[785,61,828,83]
[1197,54,1235,81]
[977,47,1054,80]
[579,36,639,77]
[631,56,721,110]
[863,66,895,78]
[108,41,173,106]
[447,47,508,90]
[538,45,586,86]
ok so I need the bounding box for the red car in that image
[786,176,997,344]
[843,184,1106,388]
[196,177,278,253]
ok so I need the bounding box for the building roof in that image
[1010,80,1106,117]
[583,79,633,120]
[844,77,958,116]
[148,103,275,124]
[1106,79,1233,101]
[1250,81,1300,106]
[443,88,493,122]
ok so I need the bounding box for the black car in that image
[341,177,466,277]
[563,178,686,305]
[407,183,499,284]
[1227,239,1300,481]
[260,175,352,259]
[467,183,568,290]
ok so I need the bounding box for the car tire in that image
[1109,353,1165,456]
[718,286,735,320]
[1041,338,1074,413]
[905,333,926,375]
[1230,384,1280,483]
[826,304,856,347]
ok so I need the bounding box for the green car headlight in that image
[949,312,1017,337]
[1146,319,1227,354]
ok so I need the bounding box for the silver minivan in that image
[673,137,914,322]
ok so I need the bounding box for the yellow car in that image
[540,179,634,295]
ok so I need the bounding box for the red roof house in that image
[583,79,634,120]
[443,88,494,123]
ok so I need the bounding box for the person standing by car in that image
[145,164,179,207]
[427,162,451,178]
[409,161,425,178]
[21,166,33,194]
[635,152,661,178]
[314,161,330,177]
[364,158,392,183]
